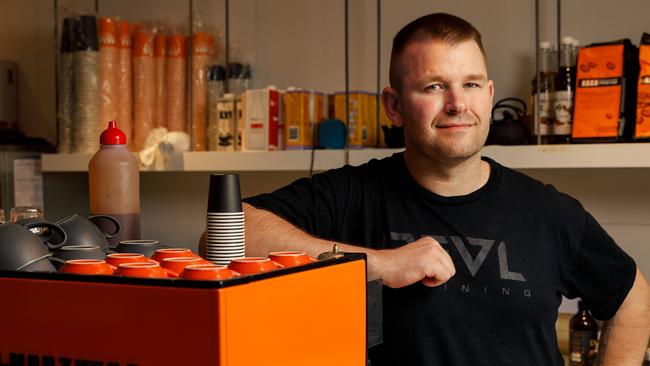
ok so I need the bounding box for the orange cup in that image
[181,264,238,280]
[105,253,151,267]
[59,259,115,275]
[227,257,279,275]
[268,251,316,267]
[151,248,196,263]
[160,256,207,277]
[113,262,170,278]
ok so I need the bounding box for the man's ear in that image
[381,87,404,127]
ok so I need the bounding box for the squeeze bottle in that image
[88,121,141,246]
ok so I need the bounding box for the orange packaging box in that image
[242,87,281,151]
[572,40,638,141]
[283,90,326,149]
[0,254,367,366]
[635,42,650,140]
[330,92,378,148]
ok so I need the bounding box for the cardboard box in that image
[572,40,638,142]
[209,95,236,151]
[635,38,650,140]
[330,92,379,148]
[242,87,281,151]
[283,91,326,149]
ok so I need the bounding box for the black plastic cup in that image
[207,174,242,213]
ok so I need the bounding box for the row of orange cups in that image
[58,248,317,280]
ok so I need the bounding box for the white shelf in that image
[481,143,650,169]
[41,152,184,172]
[41,143,650,172]
[182,150,347,171]
[41,153,93,172]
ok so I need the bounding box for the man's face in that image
[385,39,494,164]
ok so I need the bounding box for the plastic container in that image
[88,121,141,246]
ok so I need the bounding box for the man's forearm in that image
[243,203,456,288]
[243,203,381,276]
[599,268,650,365]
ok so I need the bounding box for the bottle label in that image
[533,92,553,136]
[553,90,573,135]
[570,330,599,366]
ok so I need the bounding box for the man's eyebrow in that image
[464,74,488,81]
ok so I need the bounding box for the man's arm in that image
[242,203,455,288]
[598,268,650,365]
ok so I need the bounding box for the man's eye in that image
[465,82,480,88]
[426,84,444,91]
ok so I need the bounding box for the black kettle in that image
[486,98,531,145]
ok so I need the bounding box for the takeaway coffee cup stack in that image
[58,18,76,153]
[72,15,100,153]
[205,174,245,265]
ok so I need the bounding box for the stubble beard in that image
[407,116,488,165]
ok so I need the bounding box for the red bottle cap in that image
[100,121,127,145]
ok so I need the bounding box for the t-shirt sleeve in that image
[243,165,357,240]
[564,211,637,320]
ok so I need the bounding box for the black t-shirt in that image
[244,153,636,366]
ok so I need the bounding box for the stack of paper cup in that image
[191,32,214,151]
[133,27,155,151]
[153,33,167,129]
[117,20,133,150]
[205,174,245,266]
[99,17,118,132]
[58,17,76,153]
[166,35,187,132]
[72,15,100,153]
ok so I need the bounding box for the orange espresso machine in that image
[0,254,367,366]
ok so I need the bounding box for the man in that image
[241,13,650,365]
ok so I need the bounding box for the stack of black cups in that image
[205,174,245,265]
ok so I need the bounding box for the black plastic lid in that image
[228,62,243,78]
[214,65,226,81]
[61,17,77,53]
[74,15,99,51]
[242,63,252,79]
[208,65,226,81]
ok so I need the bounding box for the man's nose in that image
[444,88,468,115]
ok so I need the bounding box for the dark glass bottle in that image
[569,301,599,366]
[531,41,556,144]
[551,36,577,143]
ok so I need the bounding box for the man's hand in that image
[370,236,456,288]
